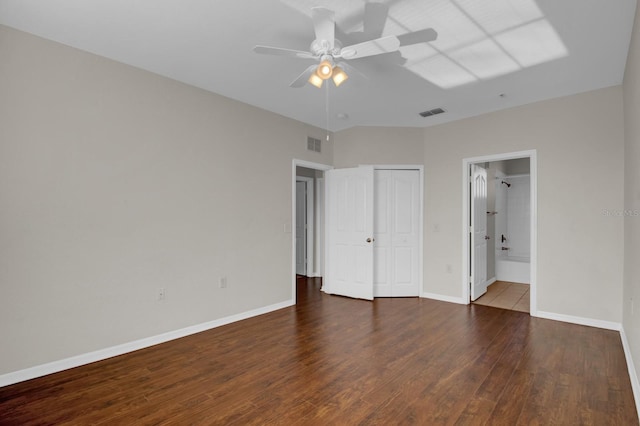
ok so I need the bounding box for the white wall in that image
[505,158,530,175]
[623,0,640,398]
[493,168,508,261]
[486,164,498,279]
[504,175,530,259]
[423,87,625,321]
[0,25,332,375]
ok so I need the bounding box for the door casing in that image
[292,159,333,303]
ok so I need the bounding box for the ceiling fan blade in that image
[363,2,389,39]
[253,45,315,59]
[311,7,335,49]
[398,28,438,46]
[340,35,400,59]
[290,64,318,88]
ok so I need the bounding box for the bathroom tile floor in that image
[473,281,530,313]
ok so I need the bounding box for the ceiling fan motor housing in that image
[311,39,342,57]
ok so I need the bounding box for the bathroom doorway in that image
[463,151,537,315]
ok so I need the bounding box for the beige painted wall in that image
[0,25,332,375]
[423,87,625,321]
[623,0,640,394]
[333,126,424,168]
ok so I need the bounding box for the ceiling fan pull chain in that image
[325,83,330,141]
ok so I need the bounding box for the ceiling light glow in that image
[317,60,333,79]
[308,72,324,88]
[332,66,348,86]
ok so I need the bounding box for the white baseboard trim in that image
[620,327,640,417]
[421,292,467,305]
[487,277,497,286]
[535,310,621,331]
[0,299,294,388]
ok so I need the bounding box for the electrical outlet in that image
[158,288,165,301]
[219,277,227,289]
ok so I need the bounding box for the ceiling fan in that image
[253,7,437,89]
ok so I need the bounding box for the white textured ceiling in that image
[0,0,636,131]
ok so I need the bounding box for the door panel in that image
[325,166,374,300]
[374,247,388,286]
[394,247,412,284]
[471,164,488,301]
[373,171,392,295]
[295,181,306,276]
[394,177,413,234]
[374,170,420,297]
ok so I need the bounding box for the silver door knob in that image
[366,238,374,243]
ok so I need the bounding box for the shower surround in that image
[495,174,531,284]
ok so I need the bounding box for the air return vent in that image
[419,107,446,118]
[307,136,321,153]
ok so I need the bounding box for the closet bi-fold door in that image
[374,170,420,297]
[324,166,375,300]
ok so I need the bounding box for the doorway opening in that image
[462,150,537,315]
[295,176,314,277]
[292,159,332,304]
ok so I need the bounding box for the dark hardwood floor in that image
[1,277,637,425]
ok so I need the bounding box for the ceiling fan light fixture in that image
[308,72,324,88]
[332,66,348,86]
[316,59,333,80]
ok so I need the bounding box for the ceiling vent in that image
[307,136,321,153]
[419,107,446,118]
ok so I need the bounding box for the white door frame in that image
[315,177,325,279]
[462,150,537,315]
[292,159,333,303]
[296,176,314,277]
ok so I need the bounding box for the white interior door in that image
[295,180,307,276]
[471,164,488,301]
[324,166,374,300]
[374,170,420,297]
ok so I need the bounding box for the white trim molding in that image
[0,300,293,388]
[421,292,467,305]
[534,310,621,331]
[620,327,640,417]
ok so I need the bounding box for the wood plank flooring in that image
[1,277,637,425]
